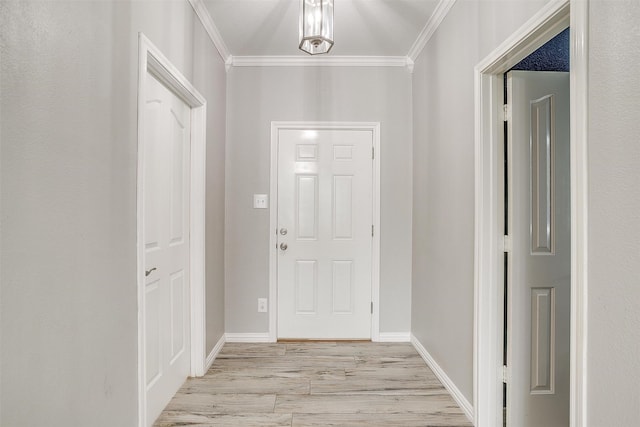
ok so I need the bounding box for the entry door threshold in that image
[277,339,372,343]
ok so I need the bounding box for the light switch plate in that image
[253,194,268,209]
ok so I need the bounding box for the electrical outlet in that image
[258,298,268,313]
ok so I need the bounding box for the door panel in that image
[507,71,570,427]
[530,94,554,254]
[277,129,373,339]
[332,260,353,313]
[143,73,191,425]
[170,271,186,361]
[297,175,318,239]
[333,176,353,239]
[295,260,317,314]
[145,281,161,385]
[530,287,554,393]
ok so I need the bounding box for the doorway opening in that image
[473,1,589,426]
[501,28,570,426]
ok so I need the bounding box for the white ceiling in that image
[201,0,440,57]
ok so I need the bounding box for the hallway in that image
[154,342,471,426]
[2,1,639,425]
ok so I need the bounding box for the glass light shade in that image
[299,0,334,55]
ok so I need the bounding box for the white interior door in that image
[277,129,373,339]
[143,73,191,425]
[507,70,570,427]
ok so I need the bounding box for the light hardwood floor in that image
[155,342,472,427]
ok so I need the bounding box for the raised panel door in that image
[277,129,373,339]
[143,73,191,425]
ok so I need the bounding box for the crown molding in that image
[231,55,414,70]
[407,0,457,62]
[188,0,232,63]
[187,0,450,72]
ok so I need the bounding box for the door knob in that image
[280,228,288,236]
[280,243,288,251]
[145,267,157,277]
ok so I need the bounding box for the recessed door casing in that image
[276,129,373,339]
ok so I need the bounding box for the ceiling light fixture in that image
[299,0,334,55]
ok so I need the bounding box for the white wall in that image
[586,0,640,424]
[225,66,413,334]
[411,0,547,403]
[0,1,226,425]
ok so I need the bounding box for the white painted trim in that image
[185,0,453,71]
[269,123,279,344]
[371,123,381,342]
[269,122,381,342]
[231,55,412,70]
[225,333,273,343]
[187,0,232,64]
[205,334,226,372]
[475,0,570,74]
[376,332,411,343]
[407,0,457,61]
[188,96,208,381]
[473,1,589,427]
[569,1,589,425]
[411,334,474,423]
[137,33,208,427]
[405,58,415,74]
[473,64,504,427]
[185,0,450,72]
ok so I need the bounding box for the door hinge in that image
[503,235,512,253]
[502,365,509,383]
[372,146,375,159]
[371,302,373,314]
[503,104,510,122]
[372,225,374,237]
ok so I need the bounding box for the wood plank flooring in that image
[154,342,472,427]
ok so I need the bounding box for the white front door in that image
[507,70,570,427]
[143,73,191,425]
[276,129,373,339]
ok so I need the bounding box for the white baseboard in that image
[204,334,226,372]
[410,334,474,423]
[225,333,273,343]
[224,332,411,343]
[376,332,411,342]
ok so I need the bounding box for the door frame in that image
[473,1,589,427]
[268,122,381,342]
[136,33,208,427]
